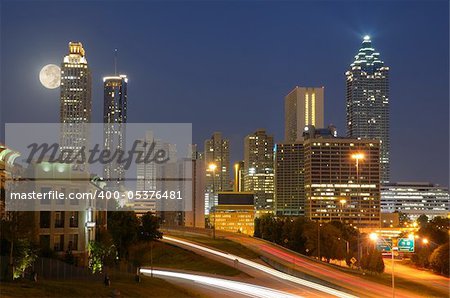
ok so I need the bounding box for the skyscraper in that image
[60,42,92,151]
[135,131,177,215]
[303,126,381,228]
[274,142,304,216]
[204,132,230,214]
[346,36,390,183]
[182,148,206,229]
[243,129,274,210]
[233,161,244,192]
[103,75,128,187]
[285,86,324,142]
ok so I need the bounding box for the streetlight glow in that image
[208,163,217,171]
[422,238,429,244]
[351,153,365,160]
[369,233,378,241]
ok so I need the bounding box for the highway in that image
[223,232,420,298]
[163,228,436,297]
[383,259,449,295]
[163,236,357,298]
[141,269,301,298]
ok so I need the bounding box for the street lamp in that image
[370,233,395,298]
[351,152,364,266]
[208,163,217,239]
[339,199,347,222]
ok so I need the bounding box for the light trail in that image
[163,236,357,298]
[140,269,301,298]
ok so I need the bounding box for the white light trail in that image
[140,269,300,298]
[163,236,357,298]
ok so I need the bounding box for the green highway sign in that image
[398,238,415,252]
[376,238,392,252]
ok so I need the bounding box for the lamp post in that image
[339,199,347,222]
[370,233,395,298]
[351,153,364,266]
[208,163,217,239]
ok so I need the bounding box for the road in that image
[141,269,301,298]
[383,259,449,294]
[162,236,355,298]
[164,228,435,298]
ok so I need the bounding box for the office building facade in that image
[381,182,449,220]
[303,127,381,228]
[103,75,128,187]
[204,132,231,213]
[60,42,92,151]
[243,129,274,210]
[285,86,324,142]
[274,142,304,216]
[211,192,255,235]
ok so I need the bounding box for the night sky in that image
[1,0,448,186]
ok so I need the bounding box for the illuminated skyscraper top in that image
[60,42,92,150]
[103,75,128,187]
[346,36,390,183]
[350,35,385,71]
[285,86,324,142]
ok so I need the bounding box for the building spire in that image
[350,36,384,71]
[114,48,118,75]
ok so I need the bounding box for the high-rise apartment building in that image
[346,36,390,183]
[204,132,230,214]
[303,126,381,228]
[60,42,92,151]
[103,75,128,187]
[243,129,274,210]
[274,142,304,216]
[285,86,324,142]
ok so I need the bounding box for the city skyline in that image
[1,1,449,295]
[1,1,448,186]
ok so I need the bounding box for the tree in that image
[254,217,261,238]
[138,212,163,242]
[411,245,432,268]
[11,238,38,279]
[88,229,117,274]
[418,216,449,245]
[107,211,140,260]
[361,248,384,274]
[258,214,280,242]
[285,217,308,253]
[429,243,449,276]
[128,242,152,268]
[0,211,37,280]
[319,223,345,262]
[416,214,429,227]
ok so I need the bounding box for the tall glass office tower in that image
[60,42,92,152]
[103,75,128,187]
[346,36,390,183]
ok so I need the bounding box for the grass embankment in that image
[350,270,447,297]
[166,233,260,260]
[149,241,243,276]
[0,241,244,297]
[0,271,200,297]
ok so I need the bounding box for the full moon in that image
[39,64,61,89]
